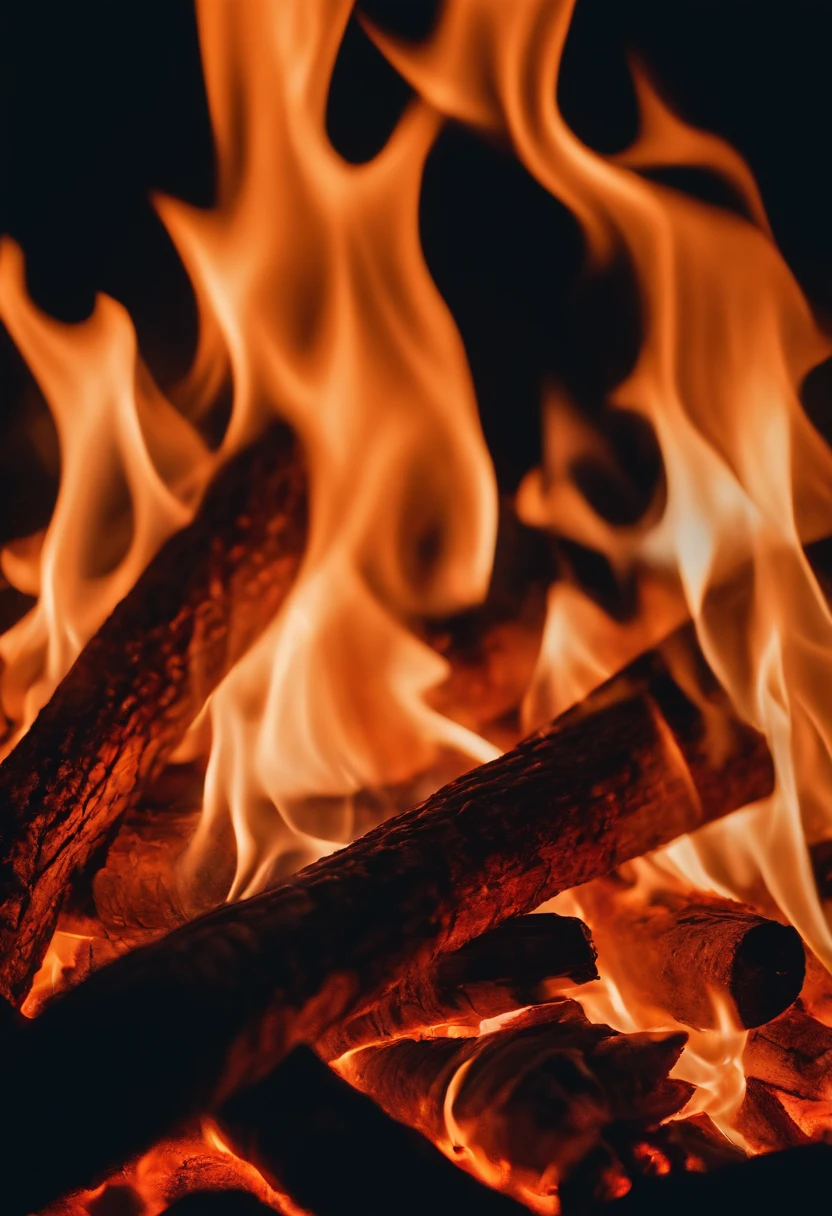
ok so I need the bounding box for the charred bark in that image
[0,423,308,1006]
[1,624,771,1214]
[320,912,598,1058]
[578,882,805,1029]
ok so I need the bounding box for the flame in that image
[160,0,500,894]
[0,239,212,749]
[7,0,832,1188]
[363,0,832,1143]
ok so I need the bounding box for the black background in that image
[1,0,831,589]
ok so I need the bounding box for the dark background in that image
[1,0,831,602]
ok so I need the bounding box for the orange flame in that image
[6,0,832,1183]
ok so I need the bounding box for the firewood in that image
[733,1077,811,1153]
[217,1045,529,1216]
[0,422,307,1006]
[577,880,805,1029]
[587,1143,832,1216]
[337,998,692,1207]
[0,623,771,1215]
[743,999,832,1100]
[320,912,599,1058]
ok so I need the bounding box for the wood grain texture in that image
[0,422,307,1006]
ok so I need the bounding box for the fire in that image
[7,0,832,1207]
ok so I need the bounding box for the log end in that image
[731,921,805,1029]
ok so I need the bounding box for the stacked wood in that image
[338,998,693,1207]
[0,422,308,1006]
[217,1046,529,1216]
[577,879,805,1029]
[0,621,772,1216]
[320,912,598,1059]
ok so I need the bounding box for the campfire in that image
[3,0,832,1213]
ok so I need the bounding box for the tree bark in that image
[0,422,308,1006]
[0,623,771,1215]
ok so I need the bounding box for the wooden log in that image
[337,998,692,1207]
[0,422,308,1007]
[743,999,832,1100]
[733,1077,811,1153]
[578,880,805,1029]
[217,1045,529,1216]
[0,623,771,1215]
[320,912,598,1059]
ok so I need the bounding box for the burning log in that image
[337,999,693,1206]
[0,421,307,1007]
[577,881,805,1029]
[320,912,599,1059]
[743,999,832,1100]
[0,622,772,1214]
[733,1077,811,1153]
[217,1046,529,1216]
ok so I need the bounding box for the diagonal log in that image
[1,623,772,1215]
[0,422,307,1006]
[319,912,599,1059]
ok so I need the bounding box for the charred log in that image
[338,998,692,1207]
[578,881,805,1029]
[743,999,832,1100]
[218,1045,529,1216]
[733,1077,811,1153]
[0,422,308,1006]
[320,912,598,1058]
[0,624,771,1214]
